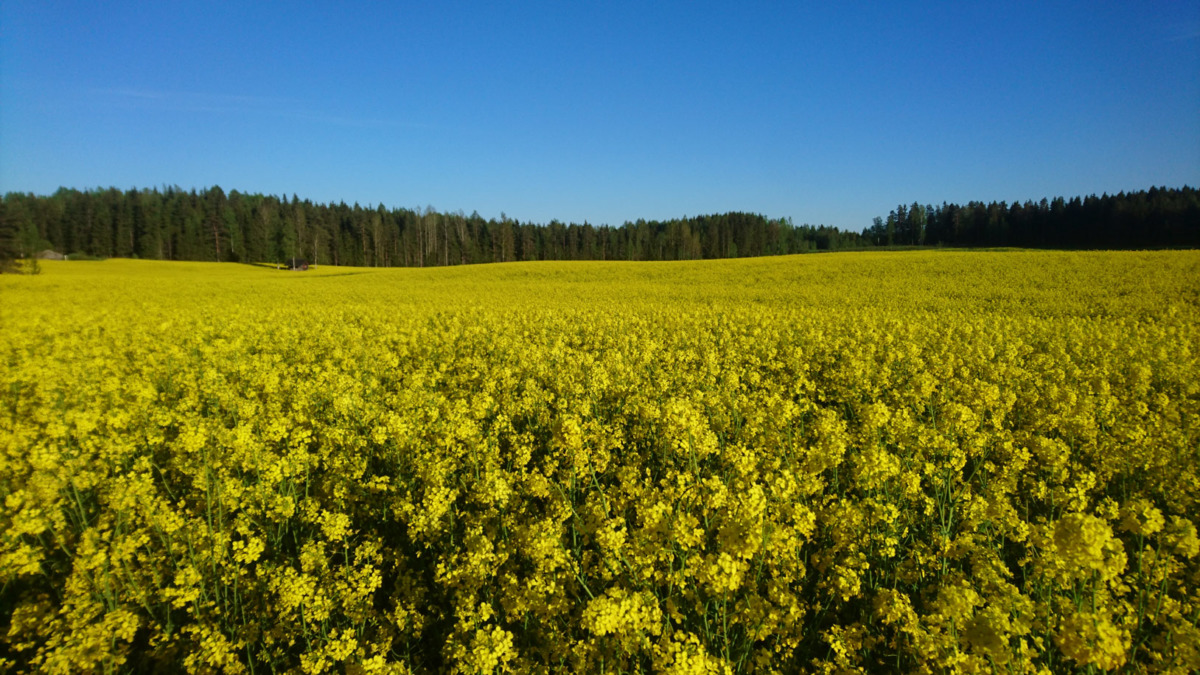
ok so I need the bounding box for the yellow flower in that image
[1055,611,1128,671]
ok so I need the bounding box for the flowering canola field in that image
[2,251,1199,674]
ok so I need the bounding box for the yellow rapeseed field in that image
[1,251,1199,673]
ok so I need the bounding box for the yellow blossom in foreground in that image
[1,250,1197,672]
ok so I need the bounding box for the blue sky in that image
[2,1,1197,229]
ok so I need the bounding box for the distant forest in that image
[0,187,857,268]
[1,185,1196,269]
[866,187,1199,249]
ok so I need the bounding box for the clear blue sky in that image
[2,1,1197,229]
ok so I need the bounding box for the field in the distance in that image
[2,251,1199,673]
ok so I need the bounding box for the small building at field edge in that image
[285,257,309,271]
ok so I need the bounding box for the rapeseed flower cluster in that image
[1,251,1198,673]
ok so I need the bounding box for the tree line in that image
[0,186,864,270]
[2,185,1196,272]
[865,186,1199,249]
